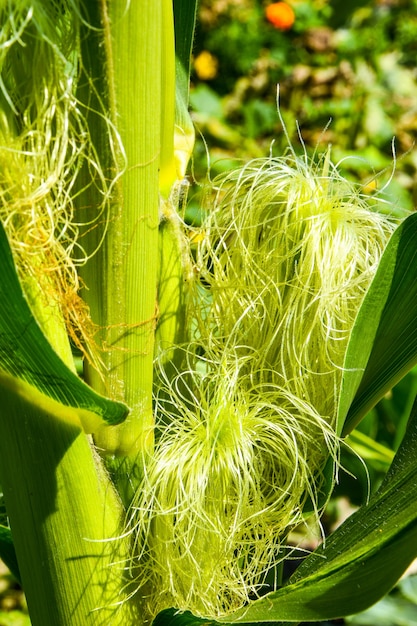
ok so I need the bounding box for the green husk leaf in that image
[0,220,128,426]
[0,368,132,624]
[340,212,417,435]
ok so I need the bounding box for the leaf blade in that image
[340,212,417,435]
[0,220,128,425]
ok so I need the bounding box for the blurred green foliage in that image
[345,574,417,625]
[190,0,417,212]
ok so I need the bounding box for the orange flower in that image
[265,2,295,30]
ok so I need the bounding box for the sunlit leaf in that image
[0,221,128,426]
[173,0,198,178]
[339,212,417,435]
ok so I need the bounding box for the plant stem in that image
[77,0,171,464]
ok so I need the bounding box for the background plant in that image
[190,0,417,211]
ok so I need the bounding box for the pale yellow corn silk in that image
[0,1,110,363]
[194,150,398,421]
[128,349,339,619]
[128,150,400,619]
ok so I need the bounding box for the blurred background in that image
[189,0,417,211]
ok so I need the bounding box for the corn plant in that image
[0,2,417,626]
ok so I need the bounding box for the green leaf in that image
[215,394,417,624]
[172,0,198,178]
[339,212,417,435]
[0,524,20,584]
[0,220,128,426]
[173,0,198,100]
[0,367,131,624]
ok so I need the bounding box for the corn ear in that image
[0,372,133,625]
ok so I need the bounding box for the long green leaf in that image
[172,0,197,178]
[173,0,197,118]
[339,212,417,435]
[0,220,128,426]
[173,0,197,81]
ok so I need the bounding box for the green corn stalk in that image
[76,0,167,462]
